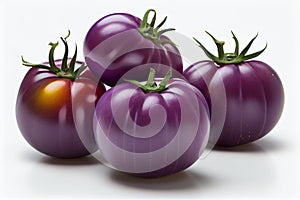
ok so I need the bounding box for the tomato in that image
[16,32,106,158]
[184,31,284,146]
[93,68,210,178]
[83,9,183,86]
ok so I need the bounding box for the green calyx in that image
[193,31,268,65]
[21,30,87,81]
[128,68,172,93]
[139,9,176,46]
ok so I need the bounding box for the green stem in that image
[194,31,267,65]
[48,42,60,73]
[139,9,176,46]
[145,68,156,87]
[239,33,259,57]
[69,44,77,73]
[205,31,225,60]
[21,56,50,70]
[154,16,167,31]
[61,38,69,72]
[140,9,156,29]
[231,31,239,55]
[128,68,172,93]
[21,30,86,81]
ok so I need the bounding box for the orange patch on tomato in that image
[34,80,70,116]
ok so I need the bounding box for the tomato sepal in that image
[21,30,86,81]
[193,31,268,65]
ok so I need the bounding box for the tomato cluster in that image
[16,9,284,178]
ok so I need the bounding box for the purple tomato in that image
[83,9,183,86]
[93,68,210,178]
[16,32,106,158]
[184,31,284,147]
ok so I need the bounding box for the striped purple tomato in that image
[93,69,210,178]
[83,9,183,86]
[16,32,106,158]
[184,31,284,147]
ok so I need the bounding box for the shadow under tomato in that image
[37,155,100,166]
[213,136,286,153]
[108,168,217,191]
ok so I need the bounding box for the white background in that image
[1,0,300,199]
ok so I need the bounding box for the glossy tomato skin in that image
[16,60,106,158]
[83,13,183,86]
[184,60,284,146]
[94,79,210,178]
